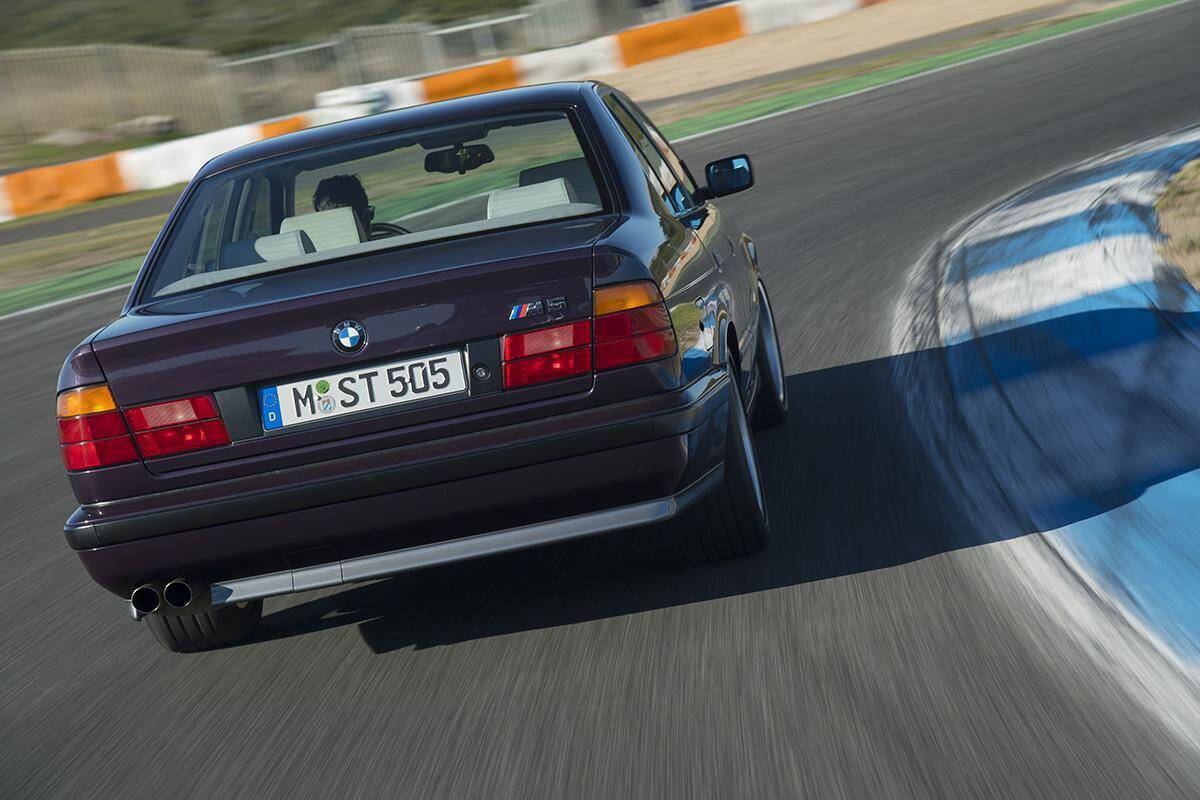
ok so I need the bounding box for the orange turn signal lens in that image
[56,385,117,418]
[593,281,661,316]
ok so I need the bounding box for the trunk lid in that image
[92,218,610,477]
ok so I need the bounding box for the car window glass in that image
[603,95,691,213]
[187,183,233,275]
[630,144,678,217]
[616,94,699,198]
[143,111,607,299]
[247,179,273,238]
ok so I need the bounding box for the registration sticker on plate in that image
[259,350,467,430]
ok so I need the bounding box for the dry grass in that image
[1157,159,1200,288]
[610,0,1125,105]
[0,214,164,292]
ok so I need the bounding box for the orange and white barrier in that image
[0,115,317,218]
[0,178,13,224]
[1,153,127,218]
[116,124,262,193]
[316,0,888,111]
[1,0,889,222]
[615,5,745,67]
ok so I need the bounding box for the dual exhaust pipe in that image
[130,578,200,617]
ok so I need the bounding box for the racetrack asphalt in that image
[3,2,1200,797]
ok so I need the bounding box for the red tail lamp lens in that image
[57,410,128,444]
[56,384,138,471]
[502,321,592,388]
[504,346,592,388]
[594,305,671,341]
[124,395,220,432]
[593,284,676,371]
[125,394,229,458]
[502,321,591,360]
[134,419,231,458]
[61,436,139,471]
[595,329,676,370]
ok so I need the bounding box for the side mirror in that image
[700,154,753,200]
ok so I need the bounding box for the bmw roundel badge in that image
[331,320,367,355]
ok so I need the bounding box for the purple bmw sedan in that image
[55,82,788,651]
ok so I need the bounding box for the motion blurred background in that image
[0,0,1145,314]
[4,0,1200,797]
[0,0,694,141]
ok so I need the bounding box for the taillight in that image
[593,282,676,370]
[57,387,231,470]
[502,320,592,389]
[500,282,677,389]
[56,385,138,471]
[125,394,230,458]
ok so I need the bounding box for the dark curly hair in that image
[312,174,372,230]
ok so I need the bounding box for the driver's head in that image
[312,174,372,230]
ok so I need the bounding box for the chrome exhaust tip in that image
[162,578,194,610]
[130,584,161,615]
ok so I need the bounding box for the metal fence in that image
[526,0,603,49]
[0,44,227,142]
[341,23,445,83]
[0,0,680,143]
[214,41,360,125]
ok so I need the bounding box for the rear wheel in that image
[145,600,263,653]
[751,281,788,428]
[678,364,770,562]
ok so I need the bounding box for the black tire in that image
[751,281,788,429]
[145,600,263,653]
[678,364,770,562]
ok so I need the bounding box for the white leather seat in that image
[486,178,573,220]
[279,206,365,252]
[252,230,315,261]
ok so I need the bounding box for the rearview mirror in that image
[702,154,753,198]
[424,144,495,175]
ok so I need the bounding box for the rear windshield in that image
[142,111,605,299]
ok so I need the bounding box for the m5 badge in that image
[509,300,544,320]
[509,297,567,321]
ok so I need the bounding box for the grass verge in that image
[0,214,165,292]
[661,0,1184,140]
[1157,159,1200,287]
[0,257,140,317]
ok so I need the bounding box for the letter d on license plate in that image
[259,350,467,430]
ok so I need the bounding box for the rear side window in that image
[615,94,699,199]
[603,94,692,213]
[189,183,235,274]
[623,134,678,218]
[142,111,606,300]
[245,178,274,238]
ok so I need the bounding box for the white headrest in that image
[280,206,364,252]
[253,230,314,261]
[487,178,572,219]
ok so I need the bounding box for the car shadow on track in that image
[255,304,1200,653]
[254,349,1028,654]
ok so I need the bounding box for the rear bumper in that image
[69,370,731,598]
[212,464,723,608]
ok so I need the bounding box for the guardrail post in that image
[334,33,364,88]
[209,60,242,127]
[103,44,135,128]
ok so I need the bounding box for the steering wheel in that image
[370,221,410,238]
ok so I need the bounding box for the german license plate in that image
[259,350,467,430]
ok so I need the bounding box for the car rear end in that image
[56,96,730,623]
